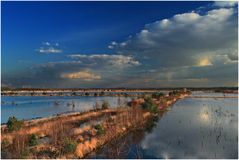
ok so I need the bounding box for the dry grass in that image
[1,92,190,159]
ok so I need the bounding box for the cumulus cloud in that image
[4,2,237,88]
[213,1,238,7]
[61,70,101,81]
[36,42,62,53]
[68,54,140,67]
[111,7,237,67]
[105,3,238,87]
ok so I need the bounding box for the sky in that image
[1,1,238,89]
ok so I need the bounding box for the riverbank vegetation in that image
[1,90,190,159]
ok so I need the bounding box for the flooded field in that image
[88,92,238,159]
[1,96,131,123]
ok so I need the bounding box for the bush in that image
[142,97,158,113]
[7,116,23,132]
[29,134,38,146]
[169,90,180,97]
[101,100,110,110]
[95,124,105,135]
[152,92,164,100]
[62,138,77,154]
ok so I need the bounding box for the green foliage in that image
[29,134,38,146]
[95,124,105,135]
[62,138,77,154]
[7,116,23,132]
[169,90,180,97]
[152,92,164,100]
[101,100,110,110]
[142,97,158,113]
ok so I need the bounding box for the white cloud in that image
[108,45,114,49]
[36,42,62,53]
[40,61,82,68]
[7,2,237,88]
[61,70,101,81]
[111,6,237,68]
[111,41,117,45]
[213,1,238,7]
[37,47,62,53]
[43,42,50,46]
[68,54,140,67]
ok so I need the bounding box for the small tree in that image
[29,134,38,146]
[7,116,23,132]
[169,90,180,97]
[152,92,164,100]
[142,97,158,113]
[95,124,105,135]
[62,138,77,154]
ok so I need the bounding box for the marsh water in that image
[1,92,238,158]
[88,92,238,159]
[1,96,131,123]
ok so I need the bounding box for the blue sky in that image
[1,1,238,88]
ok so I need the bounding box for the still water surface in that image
[1,92,238,158]
[88,92,238,159]
[1,96,131,123]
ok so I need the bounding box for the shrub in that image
[7,116,23,132]
[95,124,105,135]
[29,134,38,146]
[169,90,180,97]
[101,100,110,110]
[142,97,158,113]
[62,138,77,154]
[152,92,164,100]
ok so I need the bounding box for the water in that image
[88,92,238,159]
[1,96,131,123]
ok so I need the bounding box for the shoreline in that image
[2,89,237,97]
[1,90,190,158]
